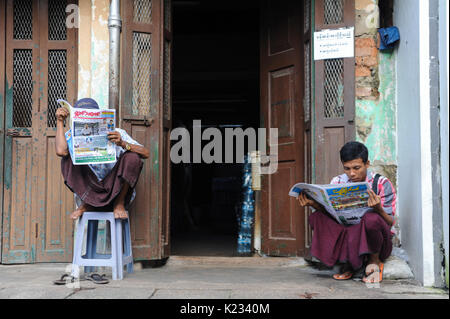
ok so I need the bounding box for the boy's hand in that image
[296,192,321,210]
[367,189,383,213]
[107,131,123,147]
[55,107,69,122]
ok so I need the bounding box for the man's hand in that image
[367,188,394,226]
[55,107,69,123]
[107,131,123,147]
[367,189,383,213]
[296,192,321,211]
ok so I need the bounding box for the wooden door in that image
[121,0,172,261]
[314,0,355,184]
[1,0,77,264]
[260,0,306,256]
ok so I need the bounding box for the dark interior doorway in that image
[170,0,260,256]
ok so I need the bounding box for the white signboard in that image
[314,27,354,60]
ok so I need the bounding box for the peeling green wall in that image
[356,50,397,187]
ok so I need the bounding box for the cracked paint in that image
[356,51,396,167]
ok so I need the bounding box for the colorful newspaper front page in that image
[57,99,117,165]
[289,182,371,225]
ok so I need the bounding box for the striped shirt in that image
[330,170,397,229]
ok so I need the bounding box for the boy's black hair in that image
[340,141,369,163]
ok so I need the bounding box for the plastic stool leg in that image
[123,218,133,274]
[115,219,124,280]
[109,217,119,280]
[84,220,98,274]
[71,217,86,278]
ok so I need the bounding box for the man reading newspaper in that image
[297,141,396,284]
[55,98,150,220]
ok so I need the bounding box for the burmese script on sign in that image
[314,27,354,60]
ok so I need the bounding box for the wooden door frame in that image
[0,0,6,260]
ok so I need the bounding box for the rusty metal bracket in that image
[6,129,20,137]
[122,115,154,127]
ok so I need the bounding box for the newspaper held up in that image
[289,182,371,226]
[57,99,117,165]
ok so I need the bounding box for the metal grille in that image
[133,0,152,24]
[163,40,171,120]
[324,59,344,118]
[324,0,344,25]
[13,0,33,40]
[48,0,67,41]
[48,50,67,127]
[13,49,33,128]
[132,32,152,116]
[164,0,171,31]
[303,42,311,122]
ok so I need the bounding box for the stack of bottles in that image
[237,154,254,255]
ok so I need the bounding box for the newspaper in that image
[58,99,117,165]
[289,182,371,225]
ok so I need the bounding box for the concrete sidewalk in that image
[0,256,447,299]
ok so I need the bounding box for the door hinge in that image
[35,223,39,238]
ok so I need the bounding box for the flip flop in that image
[84,273,109,284]
[53,274,77,285]
[333,271,354,280]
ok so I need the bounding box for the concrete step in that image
[165,256,308,268]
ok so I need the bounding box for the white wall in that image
[394,0,425,284]
[439,0,449,288]
[395,0,446,287]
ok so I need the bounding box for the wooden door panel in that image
[121,0,172,260]
[270,67,295,140]
[2,0,77,263]
[323,127,345,183]
[268,163,297,239]
[40,135,74,262]
[129,124,153,259]
[36,0,77,263]
[314,0,355,184]
[268,0,294,54]
[2,0,39,264]
[3,136,34,263]
[261,0,305,257]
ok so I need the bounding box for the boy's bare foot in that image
[70,203,89,220]
[113,202,128,219]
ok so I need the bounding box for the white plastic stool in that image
[71,212,133,280]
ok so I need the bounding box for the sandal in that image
[333,271,354,280]
[332,263,354,280]
[363,263,384,283]
[84,273,109,284]
[53,274,77,285]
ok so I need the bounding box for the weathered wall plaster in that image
[354,0,399,244]
[354,1,397,186]
[78,0,109,109]
[356,52,396,182]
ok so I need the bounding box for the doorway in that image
[170,1,260,256]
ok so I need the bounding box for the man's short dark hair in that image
[340,141,369,163]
